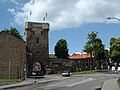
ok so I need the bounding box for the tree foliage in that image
[54,39,69,59]
[83,31,98,53]
[2,27,22,40]
[83,31,105,69]
[93,38,105,59]
[110,38,120,64]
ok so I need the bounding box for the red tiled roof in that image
[69,53,91,60]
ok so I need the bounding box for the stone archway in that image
[32,62,41,72]
[32,61,45,76]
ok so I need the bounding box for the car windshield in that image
[63,70,69,73]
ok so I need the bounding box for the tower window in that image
[41,31,43,35]
[33,31,35,35]
[36,38,39,44]
[36,51,39,54]
[41,31,46,35]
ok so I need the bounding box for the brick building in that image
[25,22,50,75]
[69,53,95,71]
[0,32,26,79]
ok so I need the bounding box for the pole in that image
[25,62,27,81]
[9,59,11,79]
[90,51,92,71]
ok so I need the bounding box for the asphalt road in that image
[8,73,119,90]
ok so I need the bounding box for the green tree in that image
[83,31,105,69]
[93,38,105,69]
[54,39,69,59]
[110,38,120,66]
[2,27,22,40]
[83,31,98,54]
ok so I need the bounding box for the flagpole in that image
[29,11,32,22]
[45,12,47,21]
[43,17,45,22]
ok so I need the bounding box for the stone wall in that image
[0,33,26,79]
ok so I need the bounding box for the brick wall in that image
[0,33,26,79]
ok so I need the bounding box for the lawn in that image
[51,70,102,76]
[71,70,98,76]
[0,79,22,83]
[117,78,120,88]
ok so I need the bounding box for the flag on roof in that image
[30,11,32,15]
[43,17,45,21]
[46,12,47,17]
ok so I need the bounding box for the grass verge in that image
[0,79,22,83]
[48,70,107,76]
[71,70,98,76]
[117,78,120,88]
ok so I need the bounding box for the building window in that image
[36,51,39,54]
[41,31,43,35]
[41,31,46,35]
[33,31,35,35]
[36,38,39,44]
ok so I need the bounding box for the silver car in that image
[62,70,70,77]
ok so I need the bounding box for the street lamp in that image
[9,59,13,79]
[106,17,120,21]
[8,59,11,79]
[24,62,27,81]
[107,17,120,72]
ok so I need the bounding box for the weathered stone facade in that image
[25,22,49,75]
[0,32,26,79]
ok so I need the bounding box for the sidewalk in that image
[0,75,64,90]
[101,78,120,90]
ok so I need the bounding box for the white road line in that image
[51,77,70,80]
[46,82,67,87]
[67,78,95,87]
[101,77,105,79]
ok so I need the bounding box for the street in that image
[8,73,119,90]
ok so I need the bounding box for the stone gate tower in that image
[25,22,49,75]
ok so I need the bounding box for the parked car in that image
[32,71,37,76]
[32,70,44,76]
[116,67,120,74]
[62,70,70,77]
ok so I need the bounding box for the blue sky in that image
[0,0,120,54]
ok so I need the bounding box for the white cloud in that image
[8,0,120,30]
[8,8,16,15]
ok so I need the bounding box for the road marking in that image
[101,77,105,79]
[51,77,70,80]
[67,78,95,87]
[46,82,66,87]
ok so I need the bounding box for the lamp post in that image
[24,62,27,81]
[106,17,120,21]
[90,51,92,71]
[8,59,11,79]
[9,59,13,79]
[107,16,120,71]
